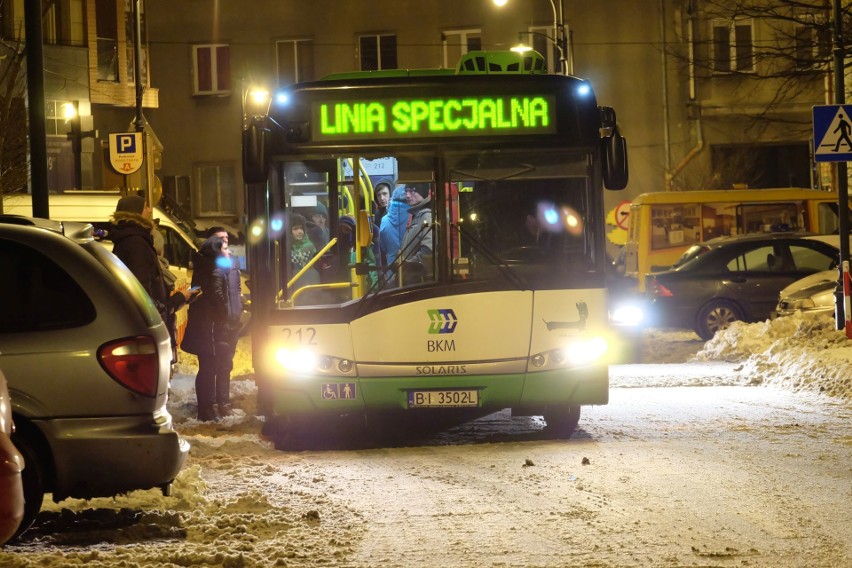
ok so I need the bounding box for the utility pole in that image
[24,0,49,218]
[132,0,156,208]
[833,0,850,330]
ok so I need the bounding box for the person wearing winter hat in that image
[290,213,318,272]
[180,235,241,422]
[110,194,191,356]
[309,202,330,247]
[373,182,392,228]
[397,183,433,283]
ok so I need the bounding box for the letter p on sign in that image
[117,134,136,153]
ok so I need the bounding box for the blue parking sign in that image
[115,133,137,154]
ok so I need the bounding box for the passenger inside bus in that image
[394,183,433,286]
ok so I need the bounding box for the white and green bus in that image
[242,51,628,448]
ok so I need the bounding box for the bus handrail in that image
[287,237,339,290]
[287,282,354,307]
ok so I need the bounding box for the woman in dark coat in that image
[110,195,189,359]
[181,236,241,421]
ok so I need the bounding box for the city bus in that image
[242,50,628,448]
[623,188,842,292]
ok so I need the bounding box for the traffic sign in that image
[813,105,852,162]
[109,132,144,174]
[614,200,631,231]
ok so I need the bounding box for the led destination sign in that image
[312,95,556,141]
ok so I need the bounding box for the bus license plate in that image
[408,389,479,408]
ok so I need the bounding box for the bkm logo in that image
[427,309,457,334]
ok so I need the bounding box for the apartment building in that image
[0,1,835,231]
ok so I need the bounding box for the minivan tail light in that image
[98,336,160,397]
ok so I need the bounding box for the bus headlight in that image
[274,347,319,373]
[561,336,609,366]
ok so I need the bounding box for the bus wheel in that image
[696,300,742,341]
[542,405,581,439]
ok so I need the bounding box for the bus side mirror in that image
[603,127,628,190]
[243,118,271,184]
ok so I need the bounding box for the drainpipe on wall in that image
[665,119,704,191]
[660,0,671,175]
[665,0,705,192]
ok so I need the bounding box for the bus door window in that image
[279,161,335,306]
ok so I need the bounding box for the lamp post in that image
[242,86,271,130]
[493,0,568,75]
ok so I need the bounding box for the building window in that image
[359,34,397,71]
[192,44,231,96]
[42,0,85,47]
[522,25,558,73]
[795,17,831,70]
[276,39,314,86]
[442,29,481,69]
[712,18,754,73]
[96,0,118,81]
[194,162,236,216]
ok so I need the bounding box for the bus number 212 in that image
[280,327,317,345]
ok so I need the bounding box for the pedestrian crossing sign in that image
[813,104,852,162]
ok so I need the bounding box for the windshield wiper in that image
[454,224,529,291]
[450,164,536,182]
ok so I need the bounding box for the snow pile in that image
[694,313,852,400]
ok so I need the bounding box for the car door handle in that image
[729,275,747,283]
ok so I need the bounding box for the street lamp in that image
[242,85,271,129]
[492,0,569,75]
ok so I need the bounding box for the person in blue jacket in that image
[379,185,409,270]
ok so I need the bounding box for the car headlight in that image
[785,298,816,310]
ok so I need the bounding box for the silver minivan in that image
[0,216,189,539]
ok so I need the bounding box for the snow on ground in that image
[1,314,851,566]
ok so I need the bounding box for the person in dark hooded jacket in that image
[109,194,190,355]
[181,235,241,421]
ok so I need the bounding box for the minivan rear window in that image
[0,240,96,333]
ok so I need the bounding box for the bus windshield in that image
[273,149,600,308]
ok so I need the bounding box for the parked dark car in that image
[0,215,189,540]
[645,233,839,340]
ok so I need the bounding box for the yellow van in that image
[623,188,841,292]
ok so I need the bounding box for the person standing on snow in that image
[109,194,191,357]
[181,235,241,422]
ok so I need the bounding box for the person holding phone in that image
[181,232,242,421]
